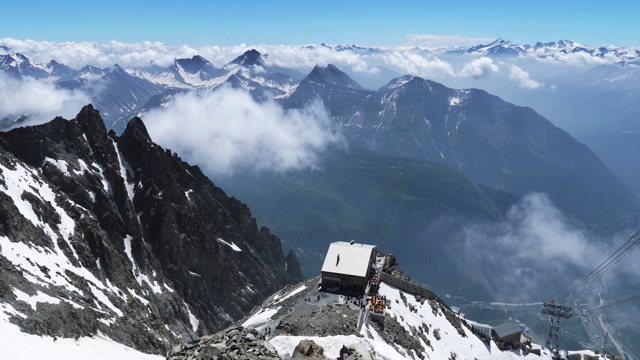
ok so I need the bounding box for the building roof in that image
[493,322,523,339]
[321,241,376,278]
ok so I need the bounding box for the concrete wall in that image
[378,272,451,311]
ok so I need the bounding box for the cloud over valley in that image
[0,72,90,127]
[143,87,343,176]
[461,193,637,305]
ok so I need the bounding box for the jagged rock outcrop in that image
[117,112,303,329]
[291,339,328,359]
[0,105,302,354]
[167,325,280,360]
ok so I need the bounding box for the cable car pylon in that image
[542,299,573,355]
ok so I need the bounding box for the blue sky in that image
[2,0,638,47]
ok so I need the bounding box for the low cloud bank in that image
[462,193,607,302]
[0,73,90,127]
[143,87,343,176]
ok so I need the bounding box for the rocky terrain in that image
[0,106,302,354]
[167,325,280,360]
[170,261,605,359]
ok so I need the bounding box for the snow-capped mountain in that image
[459,38,589,57]
[0,50,300,132]
[127,55,227,88]
[129,49,300,119]
[293,38,640,66]
[2,39,638,133]
[0,53,76,81]
[134,49,299,94]
[76,64,109,80]
[56,64,165,131]
[303,38,640,64]
[334,43,383,55]
[462,38,528,56]
[0,105,302,356]
[218,49,300,98]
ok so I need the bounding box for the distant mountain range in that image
[2,37,638,114]
[2,47,637,235]
[304,38,640,63]
[0,50,300,131]
[448,38,640,61]
[2,38,639,132]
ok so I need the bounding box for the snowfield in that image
[0,307,162,360]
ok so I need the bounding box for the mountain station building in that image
[492,322,525,350]
[321,241,377,294]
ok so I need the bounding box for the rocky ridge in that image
[167,325,280,360]
[0,105,302,354]
[171,256,605,359]
[167,269,576,360]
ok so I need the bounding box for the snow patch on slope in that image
[0,160,133,318]
[123,235,163,295]
[274,285,307,304]
[44,157,71,176]
[13,288,61,310]
[242,307,281,330]
[217,237,242,252]
[112,139,136,202]
[183,301,200,333]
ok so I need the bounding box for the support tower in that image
[542,301,573,353]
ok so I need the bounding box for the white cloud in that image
[257,45,375,74]
[509,65,544,89]
[0,72,90,127]
[143,87,343,176]
[462,193,601,301]
[458,57,499,78]
[405,34,495,49]
[526,48,619,66]
[382,52,456,78]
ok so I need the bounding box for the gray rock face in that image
[291,339,327,359]
[167,325,280,360]
[0,105,302,354]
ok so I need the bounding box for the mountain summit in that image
[229,49,265,67]
[0,105,302,355]
[307,64,365,89]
